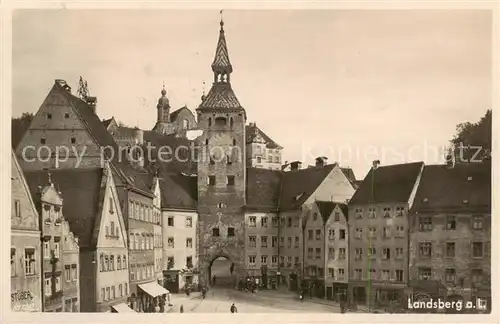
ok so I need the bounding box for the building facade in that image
[152,178,164,286]
[246,122,282,170]
[347,161,424,309]
[62,216,80,312]
[11,151,42,312]
[409,161,491,312]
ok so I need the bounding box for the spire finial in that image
[47,170,53,187]
[220,10,224,29]
[161,81,166,96]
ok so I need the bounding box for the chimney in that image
[134,127,144,145]
[315,156,328,168]
[55,79,71,93]
[372,160,380,170]
[290,161,302,171]
[86,96,97,114]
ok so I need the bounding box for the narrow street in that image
[169,288,341,313]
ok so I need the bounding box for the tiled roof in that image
[25,168,104,249]
[197,84,242,110]
[315,201,349,223]
[279,164,337,211]
[114,126,137,138]
[349,162,424,205]
[211,23,232,73]
[411,161,491,213]
[169,106,193,122]
[159,173,198,210]
[341,168,357,188]
[102,117,114,129]
[245,124,281,149]
[246,168,282,212]
[54,82,150,193]
[142,131,198,175]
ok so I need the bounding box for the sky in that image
[12,9,492,179]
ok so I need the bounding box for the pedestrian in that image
[180,304,184,313]
[230,303,237,313]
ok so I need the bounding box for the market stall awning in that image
[111,303,135,313]
[138,282,170,298]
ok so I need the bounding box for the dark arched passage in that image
[208,255,235,287]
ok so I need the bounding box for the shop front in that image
[133,281,170,313]
[330,283,348,302]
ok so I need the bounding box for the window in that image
[64,112,70,119]
[10,248,16,276]
[307,247,313,259]
[446,216,456,230]
[328,229,335,240]
[47,113,52,119]
[338,268,345,278]
[55,276,61,291]
[383,207,391,218]
[368,208,376,218]
[248,255,256,265]
[279,237,284,247]
[473,217,484,230]
[119,284,123,297]
[308,229,313,240]
[328,268,334,278]
[396,226,405,238]
[261,236,268,248]
[45,279,51,296]
[354,228,362,239]
[168,217,174,227]
[261,217,268,227]
[227,176,235,186]
[54,242,60,257]
[261,255,268,264]
[382,227,391,238]
[294,256,299,265]
[212,228,220,237]
[294,236,299,248]
[110,221,115,236]
[395,248,404,259]
[249,236,257,248]
[369,269,376,280]
[419,242,432,258]
[287,237,292,248]
[339,229,346,240]
[355,269,362,280]
[272,236,277,247]
[395,270,404,282]
[228,227,235,237]
[294,217,299,227]
[472,269,483,284]
[472,242,483,257]
[419,216,432,231]
[355,208,363,218]
[272,255,278,265]
[354,248,362,260]
[333,212,340,221]
[208,176,216,186]
[71,265,77,281]
[446,242,455,257]
[110,255,115,270]
[14,200,21,217]
[418,267,431,280]
[24,249,35,275]
[186,256,193,268]
[382,248,391,260]
[368,248,376,259]
[40,138,46,144]
[124,283,128,295]
[445,268,456,282]
[368,227,377,238]
[123,255,127,268]
[256,157,262,164]
[339,248,346,259]
[315,248,321,259]
[249,216,256,227]
[286,256,292,267]
[70,137,76,144]
[117,256,122,270]
[315,229,321,240]
[395,206,405,217]
[44,242,50,259]
[287,217,292,227]
[313,213,318,221]
[186,238,193,248]
[272,217,279,227]
[168,237,174,248]
[185,217,192,227]
[106,287,110,300]
[65,265,71,282]
[382,269,390,281]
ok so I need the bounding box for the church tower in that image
[197,16,247,287]
[153,86,174,134]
